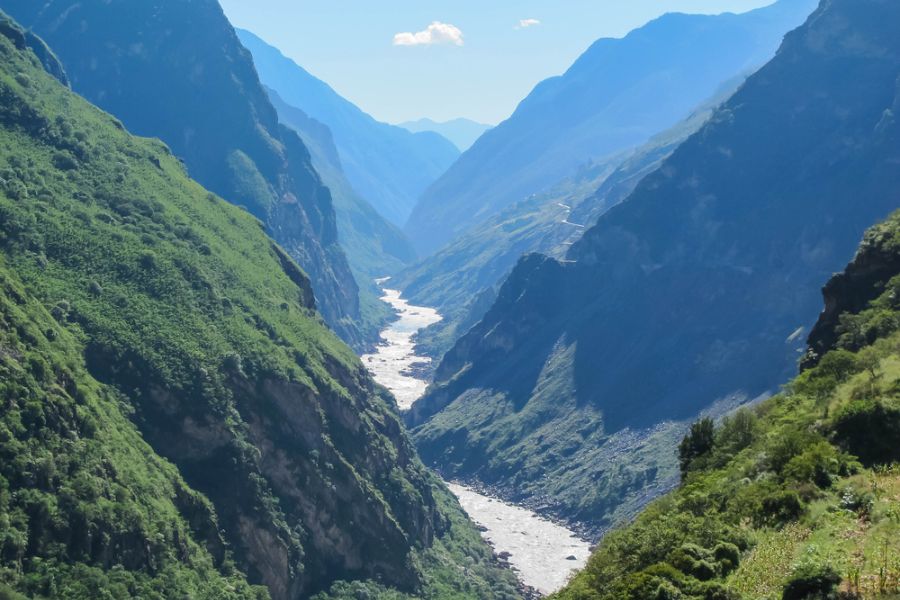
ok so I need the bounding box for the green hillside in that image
[0,16,516,599]
[0,0,370,349]
[555,210,900,600]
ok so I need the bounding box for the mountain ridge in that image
[408,0,900,538]
[0,9,519,600]
[398,118,493,152]
[0,0,373,349]
[404,0,818,256]
[237,28,459,228]
[555,208,900,599]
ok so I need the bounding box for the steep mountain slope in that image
[0,18,517,600]
[266,88,415,343]
[0,0,369,349]
[404,0,818,256]
[394,80,742,363]
[408,0,900,537]
[398,118,492,152]
[267,89,415,279]
[237,29,460,228]
[555,209,900,600]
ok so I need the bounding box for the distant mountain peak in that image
[398,117,493,152]
[403,0,819,257]
[237,28,459,227]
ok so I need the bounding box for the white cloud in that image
[515,18,541,30]
[393,21,464,47]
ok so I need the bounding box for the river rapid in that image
[360,286,591,595]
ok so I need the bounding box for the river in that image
[361,285,592,595]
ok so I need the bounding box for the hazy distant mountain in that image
[237,29,459,227]
[399,118,493,152]
[408,0,900,538]
[267,88,416,279]
[394,79,742,363]
[266,88,417,338]
[404,0,818,256]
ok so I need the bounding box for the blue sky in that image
[219,0,778,125]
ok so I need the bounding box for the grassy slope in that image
[0,20,516,599]
[554,211,900,600]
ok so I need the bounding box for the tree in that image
[678,418,715,477]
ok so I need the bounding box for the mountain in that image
[407,0,900,538]
[394,78,744,363]
[265,88,415,341]
[404,0,818,256]
[0,14,517,600]
[266,88,415,280]
[555,209,900,600]
[0,0,372,349]
[398,118,493,152]
[237,29,460,228]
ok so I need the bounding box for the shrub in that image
[760,490,805,526]
[702,582,743,600]
[782,441,849,489]
[712,543,741,575]
[680,418,716,476]
[782,564,841,600]
[51,151,78,171]
[832,399,900,466]
[716,409,758,457]
[668,544,718,581]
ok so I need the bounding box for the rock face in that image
[408,0,900,535]
[238,29,459,228]
[552,209,900,600]
[0,15,514,600]
[804,215,900,368]
[393,82,741,362]
[404,0,818,256]
[268,88,416,281]
[0,0,369,348]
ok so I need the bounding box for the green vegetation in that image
[0,17,516,599]
[1,0,367,349]
[317,485,521,600]
[554,211,900,600]
[408,0,900,546]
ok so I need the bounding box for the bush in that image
[760,490,805,526]
[832,399,900,466]
[782,441,852,489]
[667,544,724,581]
[712,543,741,575]
[716,409,758,457]
[702,582,743,600]
[680,419,716,476]
[782,564,841,600]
